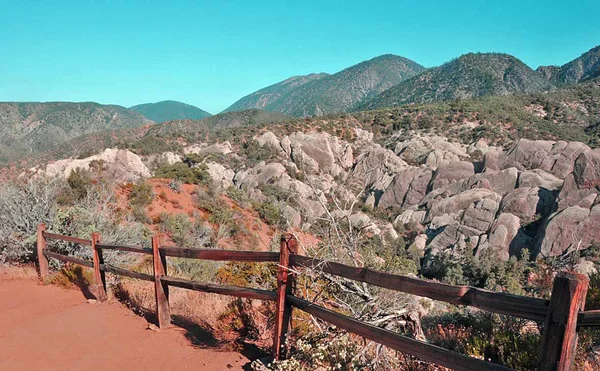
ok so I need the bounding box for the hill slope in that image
[225,54,425,117]
[130,100,211,122]
[358,53,555,110]
[0,102,154,162]
[537,45,600,85]
[224,73,329,112]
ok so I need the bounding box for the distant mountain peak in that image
[224,54,425,117]
[356,52,555,110]
[130,100,211,122]
[538,45,600,85]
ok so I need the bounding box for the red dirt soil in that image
[0,278,250,370]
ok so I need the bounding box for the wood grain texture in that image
[152,235,171,328]
[160,247,279,262]
[101,264,154,282]
[42,232,92,246]
[539,271,589,371]
[288,295,511,371]
[291,255,549,321]
[91,232,107,302]
[273,234,298,360]
[43,251,94,268]
[36,224,49,279]
[161,276,276,301]
[96,244,152,255]
[578,310,600,327]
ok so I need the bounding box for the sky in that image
[0,1,599,113]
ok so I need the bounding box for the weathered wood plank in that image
[43,251,94,268]
[36,223,49,279]
[96,244,152,255]
[42,232,92,246]
[288,295,511,371]
[273,234,298,360]
[91,232,108,302]
[291,255,548,321]
[160,247,279,262]
[161,276,276,301]
[539,271,589,371]
[101,264,154,282]
[578,310,600,327]
[153,235,171,328]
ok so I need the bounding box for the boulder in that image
[535,205,592,257]
[350,145,408,192]
[427,188,502,235]
[540,141,590,179]
[430,161,475,190]
[184,141,233,156]
[233,162,288,190]
[395,136,467,168]
[378,167,433,209]
[501,139,555,171]
[500,187,554,220]
[518,169,563,191]
[485,213,520,261]
[40,148,150,183]
[255,131,282,151]
[206,162,235,188]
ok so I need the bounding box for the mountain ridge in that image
[225,54,425,117]
[130,100,211,122]
[357,52,555,110]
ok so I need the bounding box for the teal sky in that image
[0,1,599,113]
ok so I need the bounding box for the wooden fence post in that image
[273,233,299,360]
[152,234,170,328]
[539,271,589,371]
[91,232,107,302]
[36,223,49,279]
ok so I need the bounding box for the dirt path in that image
[0,278,251,370]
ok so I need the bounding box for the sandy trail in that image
[0,278,250,370]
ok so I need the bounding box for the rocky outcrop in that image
[535,202,600,257]
[485,213,520,261]
[378,167,433,209]
[394,136,468,168]
[206,162,235,188]
[184,142,233,156]
[430,161,475,190]
[34,148,150,183]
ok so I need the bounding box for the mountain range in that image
[536,45,600,85]
[130,100,211,122]
[225,54,425,116]
[0,102,153,162]
[356,53,555,111]
[1,45,599,164]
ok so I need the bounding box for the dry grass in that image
[0,264,39,281]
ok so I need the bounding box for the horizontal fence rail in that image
[578,310,600,327]
[35,224,593,371]
[160,246,280,262]
[97,243,153,255]
[291,255,550,321]
[43,231,92,246]
[161,276,276,301]
[288,295,511,371]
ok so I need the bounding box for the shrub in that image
[67,168,92,200]
[129,181,154,208]
[155,162,211,184]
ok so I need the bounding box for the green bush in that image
[129,181,154,208]
[67,168,91,200]
[155,162,211,184]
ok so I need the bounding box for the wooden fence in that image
[35,223,599,371]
